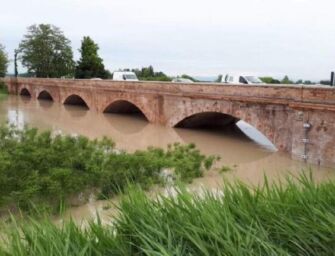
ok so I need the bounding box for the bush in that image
[0,125,215,212]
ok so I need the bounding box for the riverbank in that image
[1,175,334,255]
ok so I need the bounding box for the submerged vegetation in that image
[1,175,335,255]
[0,125,215,213]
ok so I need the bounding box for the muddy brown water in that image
[0,95,334,223]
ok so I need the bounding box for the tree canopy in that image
[18,24,75,78]
[281,75,293,84]
[320,80,331,85]
[131,66,171,81]
[75,36,111,79]
[0,44,8,77]
[215,74,223,83]
[259,77,281,84]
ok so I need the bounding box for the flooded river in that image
[0,95,334,222]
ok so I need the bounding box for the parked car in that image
[222,74,264,85]
[113,71,139,81]
[172,78,194,83]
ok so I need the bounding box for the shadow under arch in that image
[20,88,31,97]
[174,111,276,150]
[37,90,53,101]
[174,112,238,129]
[63,95,89,109]
[103,100,149,121]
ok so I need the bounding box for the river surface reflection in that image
[0,95,334,222]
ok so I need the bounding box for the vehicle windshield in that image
[245,76,263,84]
[124,74,137,80]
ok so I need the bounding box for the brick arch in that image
[37,90,54,101]
[167,100,283,149]
[63,94,91,109]
[102,98,153,122]
[19,87,32,97]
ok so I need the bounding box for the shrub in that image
[0,125,215,212]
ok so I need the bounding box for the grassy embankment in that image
[0,125,216,213]
[1,175,335,255]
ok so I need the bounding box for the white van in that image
[222,74,264,85]
[172,78,194,83]
[113,71,139,81]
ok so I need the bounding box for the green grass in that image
[1,174,335,255]
[0,125,215,213]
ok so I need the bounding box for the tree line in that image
[8,24,111,79]
[259,76,316,85]
[0,23,332,84]
[0,24,170,80]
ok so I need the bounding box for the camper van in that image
[222,74,264,85]
[113,71,139,81]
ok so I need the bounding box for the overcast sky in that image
[0,0,334,81]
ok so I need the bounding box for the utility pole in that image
[331,72,334,86]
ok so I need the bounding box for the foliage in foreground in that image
[0,125,214,212]
[1,175,335,255]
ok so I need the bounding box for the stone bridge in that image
[3,77,335,167]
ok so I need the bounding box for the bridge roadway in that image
[3,77,335,167]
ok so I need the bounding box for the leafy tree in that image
[295,80,314,85]
[141,65,154,78]
[320,80,331,85]
[215,74,223,83]
[0,43,8,77]
[18,24,75,78]
[281,75,293,84]
[260,77,281,84]
[132,66,171,81]
[303,80,313,85]
[75,36,111,79]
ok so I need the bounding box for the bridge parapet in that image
[5,77,335,107]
